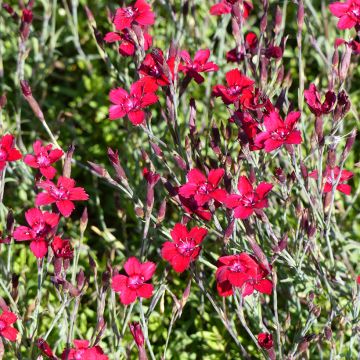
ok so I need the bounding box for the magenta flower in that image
[178,49,219,84]
[13,208,59,258]
[24,140,63,179]
[329,0,360,30]
[112,257,156,305]
[62,340,108,360]
[304,84,336,117]
[109,76,158,125]
[113,0,155,30]
[0,134,22,170]
[161,223,207,273]
[210,0,253,17]
[225,176,273,219]
[309,166,354,195]
[257,333,274,350]
[51,236,73,259]
[179,168,227,207]
[254,111,303,152]
[35,176,89,217]
[0,311,18,342]
[212,69,254,105]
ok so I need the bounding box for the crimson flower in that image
[0,311,18,342]
[178,49,219,84]
[179,168,227,207]
[257,333,274,350]
[254,111,303,152]
[226,32,258,62]
[225,176,273,219]
[304,84,336,117]
[24,140,63,179]
[216,253,273,297]
[161,223,207,273]
[113,0,155,30]
[231,112,262,150]
[35,177,89,218]
[37,338,56,359]
[212,69,254,105]
[51,236,73,259]
[309,166,354,195]
[329,0,360,30]
[178,195,212,222]
[104,30,152,57]
[129,322,144,348]
[13,208,59,258]
[62,340,108,360]
[112,257,156,305]
[0,134,22,170]
[210,0,252,17]
[109,77,158,125]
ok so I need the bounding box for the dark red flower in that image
[216,253,272,297]
[24,140,63,179]
[113,0,155,30]
[0,134,22,170]
[51,236,73,259]
[62,339,108,360]
[257,333,274,350]
[35,177,89,218]
[178,49,219,84]
[37,338,56,359]
[178,195,213,222]
[13,208,59,258]
[129,322,144,348]
[112,257,156,305]
[210,0,252,17]
[109,77,158,125]
[304,84,336,117]
[309,166,353,195]
[254,111,303,152]
[179,168,227,207]
[226,32,258,62]
[264,45,283,59]
[161,223,207,273]
[0,311,18,342]
[225,176,273,219]
[212,69,254,105]
[104,30,152,57]
[329,0,360,30]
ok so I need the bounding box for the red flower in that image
[0,311,18,342]
[104,30,152,57]
[24,140,63,179]
[216,253,272,297]
[35,177,89,218]
[257,333,274,350]
[210,0,252,17]
[113,0,155,30]
[357,275,360,284]
[161,223,207,273]
[178,195,213,222]
[304,84,336,117]
[179,168,227,207]
[212,69,254,105]
[129,322,144,348]
[37,338,56,359]
[225,176,273,219]
[178,49,219,84]
[13,208,59,258]
[226,32,258,62]
[109,77,158,125]
[254,111,303,152]
[139,50,175,86]
[309,166,354,195]
[112,257,156,305]
[51,236,73,259]
[231,112,262,150]
[329,0,360,30]
[0,134,22,170]
[62,339,108,360]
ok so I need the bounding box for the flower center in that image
[0,149,8,161]
[32,220,48,237]
[37,154,50,167]
[228,85,242,96]
[230,261,245,273]
[0,320,6,331]
[124,7,135,18]
[198,182,213,195]
[128,274,144,289]
[271,128,289,140]
[176,238,196,256]
[50,185,69,200]
[125,96,140,112]
[241,192,256,207]
[74,350,85,359]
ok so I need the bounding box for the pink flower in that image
[104,30,152,57]
[309,166,354,195]
[161,223,207,273]
[257,333,274,350]
[62,339,108,360]
[112,257,156,305]
[35,177,89,218]
[113,0,155,30]
[254,111,303,152]
[51,236,73,259]
[0,311,18,342]
[210,0,252,17]
[13,208,59,258]
[225,176,273,219]
[109,77,158,125]
[212,69,254,105]
[216,253,272,297]
[178,49,219,84]
[329,0,360,30]
[24,140,63,179]
[304,84,336,117]
[179,168,227,207]
[0,134,22,170]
